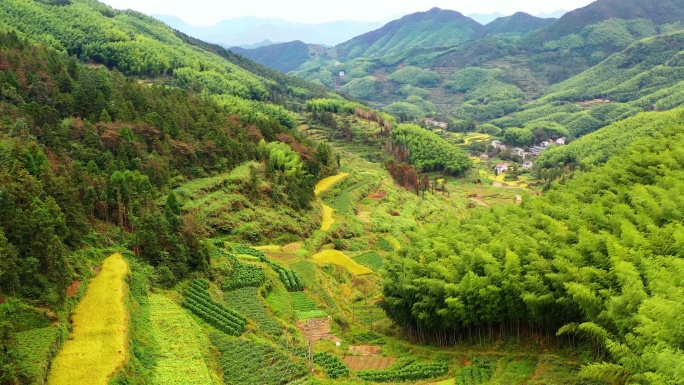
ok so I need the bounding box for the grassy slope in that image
[47,254,128,385]
[148,294,220,385]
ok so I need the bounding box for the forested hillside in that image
[284,0,684,139]
[2,0,684,384]
[382,108,684,383]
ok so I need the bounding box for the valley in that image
[1,0,683,384]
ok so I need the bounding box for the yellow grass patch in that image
[430,379,455,385]
[311,250,372,276]
[469,156,481,164]
[48,253,128,385]
[314,172,350,195]
[255,245,281,252]
[321,204,335,231]
[281,242,303,253]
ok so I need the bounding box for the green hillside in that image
[230,40,312,73]
[2,0,684,384]
[483,12,555,36]
[335,7,483,61]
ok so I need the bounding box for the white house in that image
[522,161,534,170]
[479,153,489,159]
[513,147,526,156]
[495,163,508,173]
[556,137,566,145]
[339,71,346,77]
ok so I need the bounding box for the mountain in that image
[230,40,313,73]
[529,0,684,44]
[238,39,275,49]
[335,7,483,60]
[483,12,556,36]
[154,14,383,47]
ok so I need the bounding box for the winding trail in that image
[314,173,350,231]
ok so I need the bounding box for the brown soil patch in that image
[296,318,340,344]
[368,190,387,200]
[468,197,490,207]
[528,361,551,383]
[349,345,382,356]
[264,251,298,262]
[578,99,612,108]
[0,297,6,304]
[66,280,81,297]
[344,356,397,371]
[357,209,372,224]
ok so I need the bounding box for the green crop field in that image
[148,294,220,385]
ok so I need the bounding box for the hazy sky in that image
[99,0,595,25]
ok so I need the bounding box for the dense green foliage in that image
[210,333,306,385]
[389,124,471,174]
[183,279,247,336]
[340,76,378,100]
[382,119,684,383]
[387,66,439,87]
[536,109,684,171]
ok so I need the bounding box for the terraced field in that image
[148,294,219,385]
[314,173,351,195]
[312,250,373,276]
[48,254,128,385]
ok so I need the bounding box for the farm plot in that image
[15,327,61,382]
[148,294,219,385]
[291,292,326,320]
[344,356,398,371]
[321,204,335,231]
[210,333,306,385]
[48,253,128,385]
[312,250,372,276]
[225,287,283,335]
[353,252,383,271]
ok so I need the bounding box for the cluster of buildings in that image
[486,137,567,174]
[423,118,449,129]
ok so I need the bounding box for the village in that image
[487,137,566,175]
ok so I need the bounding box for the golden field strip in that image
[48,253,129,385]
[312,250,373,276]
[314,172,350,195]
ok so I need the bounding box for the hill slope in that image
[483,12,555,36]
[335,7,483,61]
[230,40,312,73]
[528,0,684,44]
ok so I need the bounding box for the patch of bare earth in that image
[66,280,81,297]
[349,345,382,355]
[296,318,340,344]
[344,356,397,371]
[368,190,387,200]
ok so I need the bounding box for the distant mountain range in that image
[153,14,383,47]
[468,9,567,25]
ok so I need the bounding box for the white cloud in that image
[100,0,595,25]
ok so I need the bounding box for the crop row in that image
[184,280,246,336]
[225,287,283,336]
[234,245,304,291]
[314,352,349,379]
[223,262,265,291]
[292,349,348,379]
[356,362,448,382]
